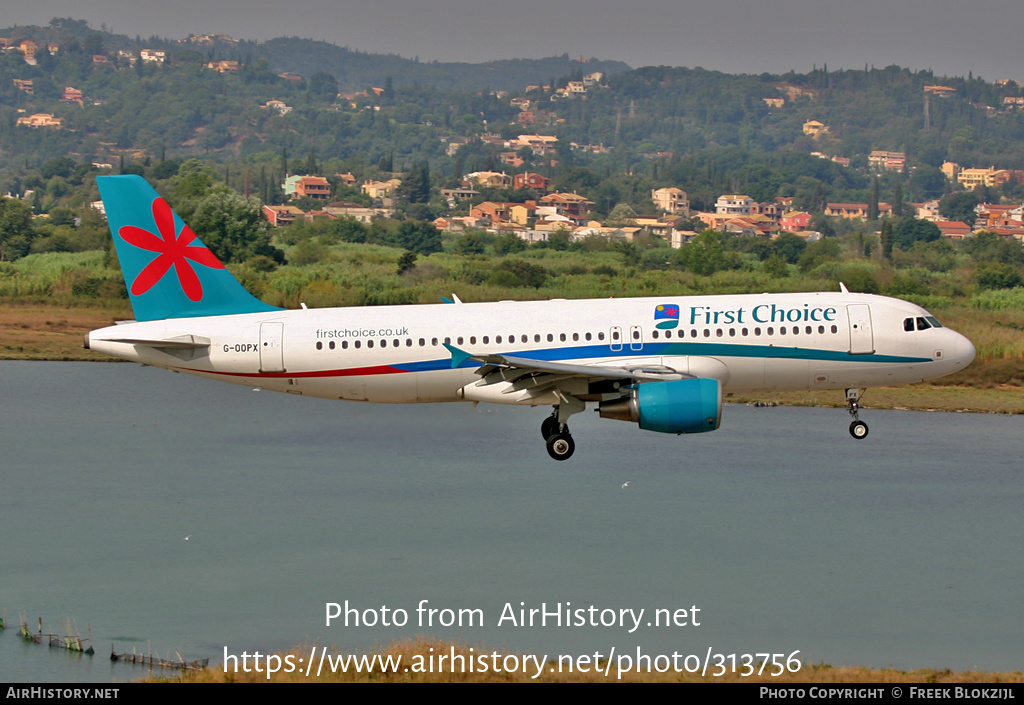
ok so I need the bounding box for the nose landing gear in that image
[846,388,869,440]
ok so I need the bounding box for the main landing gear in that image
[542,411,575,461]
[542,395,585,461]
[846,388,869,440]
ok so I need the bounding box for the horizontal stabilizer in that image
[104,334,211,350]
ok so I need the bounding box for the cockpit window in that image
[906,315,944,332]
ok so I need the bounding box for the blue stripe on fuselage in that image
[387,341,931,374]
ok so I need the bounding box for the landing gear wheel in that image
[546,432,575,461]
[849,420,869,440]
[541,416,560,440]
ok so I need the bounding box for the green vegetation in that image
[0,19,1021,401]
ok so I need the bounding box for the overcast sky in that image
[4,0,1023,81]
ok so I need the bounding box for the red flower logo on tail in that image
[119,198,224,302]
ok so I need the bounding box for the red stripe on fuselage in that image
[176,364,409,379]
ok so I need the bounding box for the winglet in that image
[444,343,474,369]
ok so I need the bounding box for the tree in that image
[308,71,338,102]
[189,191,277,263]
[761,254,789,278]
[0,197,35,260]
[867,176,879,221]
[393,220,441,255]
[771,232,807,264]
[975,262,1024,290]
[939,192,979,227]
[487,259,548,288]
[893,218,941,251]
[396,250,417,274]
[880,219,894,261]
[606,203,638,227]
[678,229,739,276]
[397,162,431,204]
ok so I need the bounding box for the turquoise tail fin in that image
[97,175,282,321]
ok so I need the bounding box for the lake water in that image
[1,361,1021,682]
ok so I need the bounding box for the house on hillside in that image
[16,113,63,128]
[514,172,551,193]
[780,211,813,232]
[651,187,689,216]
[824,202,893,220]
[715,194,754,216]
[802,120,827,137]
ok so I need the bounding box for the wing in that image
[445,343,690,402]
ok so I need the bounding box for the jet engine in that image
[598,378,722,434]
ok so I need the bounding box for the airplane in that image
[85,175,976,461]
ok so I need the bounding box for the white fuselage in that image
[86,291,975,406]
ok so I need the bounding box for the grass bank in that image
[148,639,1023,683]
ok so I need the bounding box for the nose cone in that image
[955,332,976,369]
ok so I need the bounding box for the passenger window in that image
[316,341,323,350]
[547,334,553,342]
[652,331,659,339]
[355,340,361,349]
[368,340,374,348]
[830,325,838,334]
[342,341,348,349]
[329,341,335,350]
[729,328,735,337]
[380,339,387,348]
[560,333,567,342]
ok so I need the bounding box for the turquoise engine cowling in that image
[599,378,722,434]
